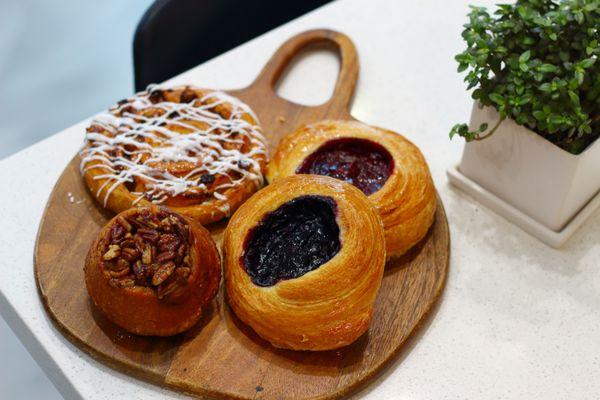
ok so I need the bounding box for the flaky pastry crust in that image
[224,175,386,351]
[267,120,436,258]
[84,206,221,336]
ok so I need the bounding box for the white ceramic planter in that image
[459,102,600,232]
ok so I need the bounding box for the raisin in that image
[200,173,215,184]
[180,88,197,103]
[148,89,164,104]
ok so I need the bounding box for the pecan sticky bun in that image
[80,85,268,224]
[84,206,221,336]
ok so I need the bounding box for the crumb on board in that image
[67,192,85,204]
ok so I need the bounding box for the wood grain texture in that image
[34,29,450,400]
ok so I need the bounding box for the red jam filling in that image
[297,138,394,195]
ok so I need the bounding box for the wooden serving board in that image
[35,30,450,400]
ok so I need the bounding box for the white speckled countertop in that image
[1,0,599,398]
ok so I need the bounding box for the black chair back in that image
[133,0,332,91]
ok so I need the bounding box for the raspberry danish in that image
[267,120,436,258]
[80,86,267,224]
[84,206,221,336]
[224,175,385,350]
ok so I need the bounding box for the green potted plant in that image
[448,0,599,239]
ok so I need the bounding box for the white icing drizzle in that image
[80,85,267,211]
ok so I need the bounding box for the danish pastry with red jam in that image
[224,175,385,351]
[267,120,436,258]
[80,85,267,224]
[84,206,221,336]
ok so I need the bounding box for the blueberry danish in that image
[223,175,385,350]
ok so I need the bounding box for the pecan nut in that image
[103,244,121,260]
[152,261,176,286]
[100,208,193,298]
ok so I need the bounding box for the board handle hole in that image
[275,44,340,106]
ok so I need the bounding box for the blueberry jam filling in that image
[243,195,341,287]
[297,138,394,196]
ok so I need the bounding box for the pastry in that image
[80,85,267,225]
[267,120,436,258]
[223,175,385,350]
[84,205,221,336]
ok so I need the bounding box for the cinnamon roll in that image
[80,86,267,224]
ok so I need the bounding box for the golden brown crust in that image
[223,175,386,350]
[267,120,436,258]
[84,206,221,336]
[80,86,267,225]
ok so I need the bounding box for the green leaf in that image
[568,78,579,90]
[538,64,558,73]
[568,91,580,106]
[449,123,477,141]
[489,93,504,104]
[548,115,564,125]
[580,58,596,68]
[533,110,546,121]
[519,50,531,63]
